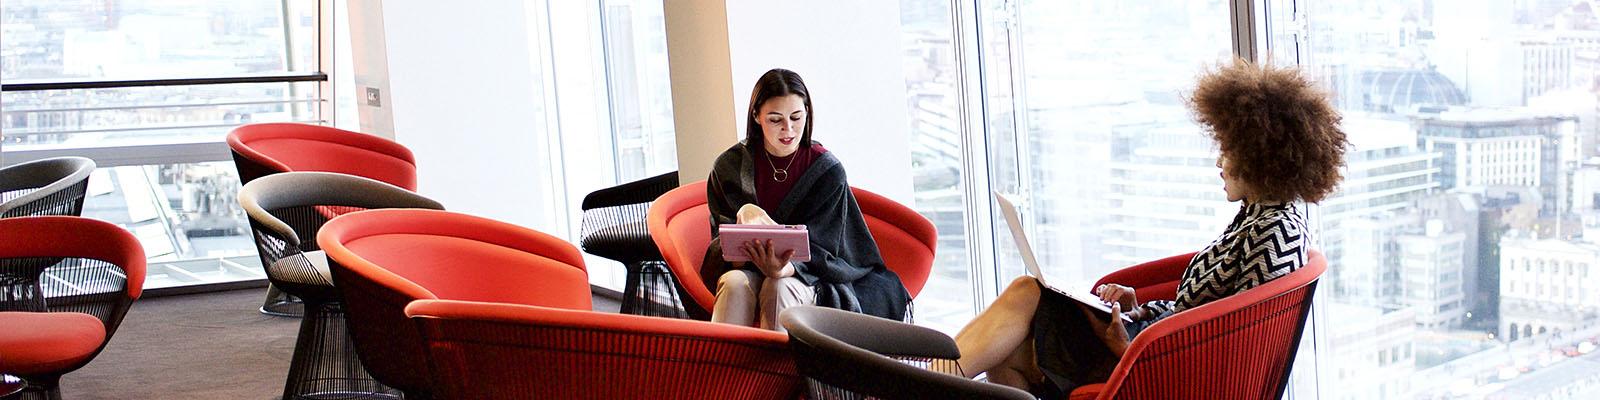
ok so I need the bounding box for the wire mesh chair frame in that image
[779,306,1035,400]
[405,299,803,400]
[228,123,419,318]
[239,172,441,400]
[0,217,143,400]
[578,171,687,318]
[1081,253,1326,400]
[0,157,95,220]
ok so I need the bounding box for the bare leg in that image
[986,331,1041,390]
[952,276,1043,382]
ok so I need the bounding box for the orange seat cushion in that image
[1069,383,1105,400]
[344,233,592,310]
[0,312,106,375]
[248,138,417,189]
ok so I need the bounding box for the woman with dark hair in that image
[942,60,1349,398]
[701,68,910,331]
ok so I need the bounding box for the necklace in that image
[766,149,799,182]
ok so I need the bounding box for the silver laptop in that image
[994,191,1129,322]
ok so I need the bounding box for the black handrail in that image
[1,72,329,91]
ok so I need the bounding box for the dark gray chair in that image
[779,306,1035,400]
[577,171,686,317]
[0,156,95,218]
[239,172,443,400]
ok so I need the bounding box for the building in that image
[1320,116,1440,305]
[1415,108,1581,217]
[1499,237,1600,341]
[1323,303,1418,400]
[1396,220,1470,329]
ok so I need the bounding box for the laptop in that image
[994,191,1132,323]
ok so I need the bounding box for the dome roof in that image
[1355,69,1467,113]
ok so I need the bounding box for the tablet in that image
[719,224,811,262]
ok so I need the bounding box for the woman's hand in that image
[1080,302,1132,358]
[1096,283,1139,316]
[1103,303,1131,357]
[743,239,795,278]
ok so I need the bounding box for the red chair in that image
[851,187,936,299]
[648,181,935,321]
[405,299,802,400]
[318,208,591,399]
[227,122,417,190]
[227,122,419,317]
[1091,252,1196,304]
[1069,251,1327,400]
[0,216,144,399]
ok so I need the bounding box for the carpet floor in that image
[57,287,621,400]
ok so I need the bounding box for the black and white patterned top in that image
[1134,201,1310,322]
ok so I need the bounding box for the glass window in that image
[1,0,318,81]
[900,0,977,333]
[600,0,677,182]
[3,0,323,290]
[981,0,1234,284]
[1281,0,1600,397]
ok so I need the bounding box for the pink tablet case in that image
[719,224,811,262]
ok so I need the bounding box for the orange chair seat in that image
[343,233,591,310]
[247,138,417,189]
[0,312,106,375]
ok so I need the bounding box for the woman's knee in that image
[1001,276,1041,302]
[717,270,760,297]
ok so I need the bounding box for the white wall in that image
[355,1,563,230]
[724,1,914,202]
[665,0,916,203]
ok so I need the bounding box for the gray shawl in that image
[701,142,910,321]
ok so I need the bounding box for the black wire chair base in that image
[282,301,400,400]
[620,261,689,319]
[801,357,963,400]
[1,375,59,400]
[261,284,306,317]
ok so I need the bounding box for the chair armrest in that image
[239,171,443,246]
[1095,252,1194,302]
[0,157,94,216]
[580,171,679,210]
[780,306,960,360]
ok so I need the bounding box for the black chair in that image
[0,157,95,219]
[578,171,687,317]
[239,172,443,400]
[779,306,1035,400]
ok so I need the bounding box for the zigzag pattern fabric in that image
[1136,202,1309,322]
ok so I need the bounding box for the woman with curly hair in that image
[941,60,1348,398]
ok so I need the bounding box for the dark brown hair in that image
[1191,59,1349,203]
[745,68,813,148]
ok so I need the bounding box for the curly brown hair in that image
[1191,59,1348,203]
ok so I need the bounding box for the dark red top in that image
[755,143,827,215]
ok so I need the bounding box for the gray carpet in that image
[59,287,622,400]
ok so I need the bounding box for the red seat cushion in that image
[247,138,417,189]
[1069,383,1105,400]
[0,312,105,375]
[344,233,592,310]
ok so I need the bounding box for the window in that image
[899,0,977,332]
[1278,0,1600,397]
[600,0,677,182]
[3,0,328,290]
[978,0,1235,285]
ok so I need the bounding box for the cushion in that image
[0,312,106,375]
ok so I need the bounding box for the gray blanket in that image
[701,142,910,321]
